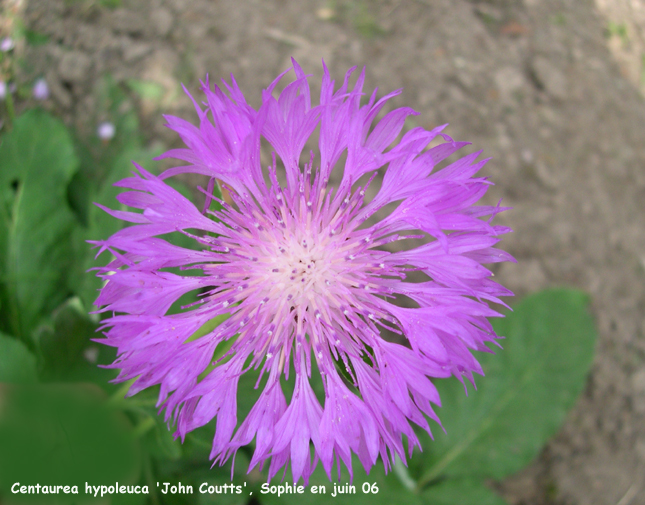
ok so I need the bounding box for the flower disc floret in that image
[92,59,515,484]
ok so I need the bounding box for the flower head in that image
[93,60,514,483]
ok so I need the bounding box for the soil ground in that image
[5,0,645,503]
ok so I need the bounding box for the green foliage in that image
[35,297,118,386]
[0,110,80,340]
[36,298,93,378]
[127,79,166,102]
[24,28,50,46]
[0,99,176,500]
[415,289,596,485]
[0,385,140,489]
[420,478,509,505]
[0,332,37,383]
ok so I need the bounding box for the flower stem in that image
[5,92,15,129]
[132,416,156,438]
[106,378,135,407]
[393,455,417,491]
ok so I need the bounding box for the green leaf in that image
[416,288,597,486]
[36,297,101,381]
[143,416,183,461]
[421,478,508,505]
[0,332,37,383]
[0,384,140,492]
[0,109,80,340]
[127,79,165,102]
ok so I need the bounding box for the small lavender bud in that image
[32,78,49,100]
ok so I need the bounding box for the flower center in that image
[264,231,335,303]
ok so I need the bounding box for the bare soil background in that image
[6,0,645,503]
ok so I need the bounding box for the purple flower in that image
[0,37,14,52]
[0,81,6,101]
[97,121,116,140]
[32,78,49,100]
[93,60,514,483]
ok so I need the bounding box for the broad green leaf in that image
[36,297,102,381]
[55,343,120,389]
[0,109,80,339]
[0,384,140,492]
[144,417,183,461]
[0,332,37,383]
[421,478,508,505]
[415,288,597,486]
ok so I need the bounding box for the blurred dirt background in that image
[2,0,645,503]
